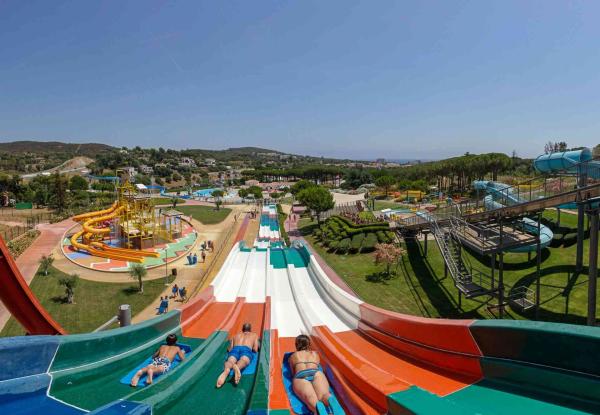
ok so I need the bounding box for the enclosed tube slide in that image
[472,181,553,252]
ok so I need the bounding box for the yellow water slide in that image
[70,203,160,263]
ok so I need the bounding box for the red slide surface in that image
[0,235,65,335]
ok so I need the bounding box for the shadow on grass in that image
[122,286,142,296]
[508,264,590,325]
[365,270,397,284]
[464,245,551,271]
[405,239,487,319]
[51,295,68,304]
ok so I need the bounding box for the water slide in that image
[1,218,599,413]
[534,148,600,209]
[70,203,160,263]
[258,204,280,242]
[472,181,553,252]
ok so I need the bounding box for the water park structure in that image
[63,178,196,270]
[0,150,599,414]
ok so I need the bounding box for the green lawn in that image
[373,199,404,211]
[299,213,600,324]
[177,205,231,225]
[1,266,170,337]
[152,197,187,206]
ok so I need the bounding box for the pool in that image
[194,188,219,197]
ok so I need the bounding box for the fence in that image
[185,213,240,301]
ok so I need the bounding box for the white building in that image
[179,157,197,168]
[139,165,154,174]
[121,166,137,178]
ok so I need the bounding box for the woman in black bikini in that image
[288,334,331,413]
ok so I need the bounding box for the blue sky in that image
[1,1,599,160]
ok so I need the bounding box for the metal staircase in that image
[426,212,492,298]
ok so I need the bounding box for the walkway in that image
[132,206,254,323]
[285,214,358,297]
[0,218,75,331]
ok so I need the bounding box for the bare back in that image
[231,331,259,351]
[289,350,320,375]
[154,345,184,362]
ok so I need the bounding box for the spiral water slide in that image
[70,202,159,263]
[472,181,554,252]
[534,148,600,209]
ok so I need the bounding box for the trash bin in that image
[172,268,177,277]
[118,304,131,327]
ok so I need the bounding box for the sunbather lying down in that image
[289,334,331,413]
[130,334,185,387]
[216,322,260,388]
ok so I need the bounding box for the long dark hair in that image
[295,334,310,351]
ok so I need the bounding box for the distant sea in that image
[375,158,435,164]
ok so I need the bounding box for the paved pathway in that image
[286,214,358,297]
[132,206,253,323]
[0,218,75,331]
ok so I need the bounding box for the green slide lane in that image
[245,330,271,414]
[50,330,203,410]
[446,380,593,415]
[125,329,263,415]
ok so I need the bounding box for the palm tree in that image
[39,254,54,276]
[129,263,148,293]
[59,273,79,304]
[212,189,225,210]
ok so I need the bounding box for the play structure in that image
[399,147,600,324]
[69,180,187,264]
[0,207,599,414]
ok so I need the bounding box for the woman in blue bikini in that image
[289,334,331,413]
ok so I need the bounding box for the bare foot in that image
[216,371,228,388]
[233,364,242,385]
[130,376,139,387]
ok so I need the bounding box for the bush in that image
[328,240,339,251]
[313,229,323,239]
[350,233,365,253]
[376,230,389,243]
[338,238,351,254]
[362,233,379,253]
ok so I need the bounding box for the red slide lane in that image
[0,235,65,335]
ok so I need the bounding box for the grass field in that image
[177,205,231,225]
[299,210,599,324]
[152,197,187,206]
[373,200,405,211]
[0,266,170,336]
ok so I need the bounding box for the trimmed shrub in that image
[376,230,388,243]
[350,233,365,253]
[362,233,379,253]
[338,238,351,254]
[328,240,339,252]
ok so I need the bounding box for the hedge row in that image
[315,215,395,254]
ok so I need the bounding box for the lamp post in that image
[164,241,170,286]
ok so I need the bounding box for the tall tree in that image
[297,186,334,224]
[375,175,395,197]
